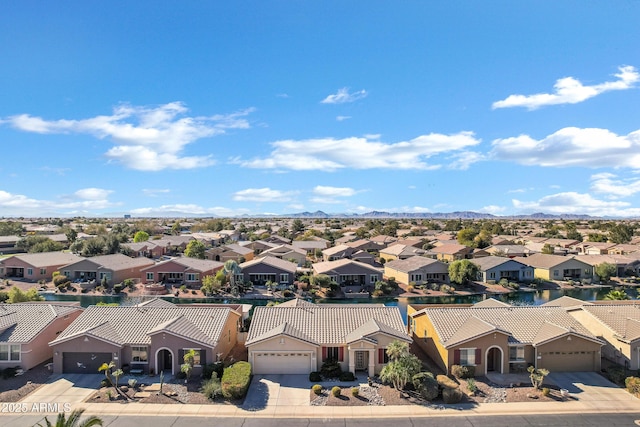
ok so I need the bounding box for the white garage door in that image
[252,352,311,375]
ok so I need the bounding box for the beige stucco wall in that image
[570,309,631,368]
[536,335,601,372]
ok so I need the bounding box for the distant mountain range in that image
[277,210,599,220]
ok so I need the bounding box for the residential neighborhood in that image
[1,216,640,417]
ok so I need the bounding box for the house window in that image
[323,346,344,362]
[186,273,198,281]
[370,274,378,284]
[99,272,112,281]
[131,346,148,363]
[183,349,201,366]
[280,273,288,283]
[146,272,154,281]
[379,348,390,364]
[63,271,70,277]
[40,268,46,275]
[459,348,476,366]
[509,346,525,361]
[0,344,20,361]
[27,268,33,276]
[489,272,496,279]
[553,270,559,277]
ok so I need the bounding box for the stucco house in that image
[408,300,603,375]
[567,302,640,370]
[514,253,593,281]
[312,258,383,287]
[471,256,534,283]
[141,257,224,287]
[261,244,307,266]
[246,300,410,376]
[379,244,426,262]
[49,299,241,375]
[383,256,449,286]
[322,244,356,262]
[60,253,154,286]
[0,252,83,283]
[121,241,164,259]
[431,243,474,262]
[239,256,297,287]
[205,244,254,263]
[0,302,83,371]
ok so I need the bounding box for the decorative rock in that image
[527,393,539,399]
[120,386,129,392]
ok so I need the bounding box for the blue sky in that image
[1,1,639,218]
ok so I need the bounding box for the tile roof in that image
[582,304,640,342]
[240,256,298,273]
[541,296,592,308]
[0,252,83,268]
[415,306,600,349]
[513,253,589,269]
[51,305,239,348]
[0,303,82,343]
[472,298,511,308]
[471,256,530,271]
[246,304,408,346]
[143,257,224,272]
[383,256,442,273]
[63,253,154,271]
[312,258,382,275]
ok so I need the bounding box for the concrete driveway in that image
[19,374,102,405]
[547,372,638,403]
[242,374,311,410]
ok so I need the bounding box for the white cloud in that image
[0,188,118,216]
[313,186,357,197]
[74,188,113,200]
[239,132,481,171]
[491,127,640,168]
[129,204,251,217]
[507,188,529,194]
[142,188,171,197]
[590,173,640,198]
[336,116,351,121]
[232,187,297,202]
[287,204,304,211]
[448,151,485,170]
[321,88,368,104]
[493,66,639,110]
[309,197,343,204]
[3,102,254,171]
[347,205,431,214]
[513,191,640,217]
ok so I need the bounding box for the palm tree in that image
[223,260,242,296]
[604,288,630,300]
[385,340,409,362]
[36,408,103,427]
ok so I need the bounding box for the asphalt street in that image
[4,414,640,427]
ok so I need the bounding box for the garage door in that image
[62,352,113,374]
[252,352,311,375]
[538,351,597,372]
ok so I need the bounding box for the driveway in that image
[19,374,102,405]
[242,374,311,410]
[547,372,638,403]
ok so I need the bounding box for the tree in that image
[448,260,479,285]
[223,260,242,296]
[171,221,182,236]
[0,221,23,236]
[310,274,333,288]
[7,287,43,303]
[541,243,555,255]
[609,223,634,244]
[595,262,617,283]
[588,233,608,243]
[112,368,124,389]
[379,340,422,393]
[291,219,305,234]
[16,235,63,253]
[133,230,149,243]
[201,274,221,296]
[184,240,206,259]
[181,349,197,382]
[604,288,630,301]
[61,226,78,244]
[98,361,115,386]
[456,228,478,247]
[36,408,103,427]
[527,366,549,390]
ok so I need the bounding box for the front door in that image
[157,349,173,374]
[355,351,368,371]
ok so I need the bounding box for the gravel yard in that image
[0,361,52,403]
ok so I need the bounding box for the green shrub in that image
[100,379,112,388]
[436,374,459,390]
[498,278,509,287]
[442,387,464,404]
[201,373,222,400]
[339,372,355,382]
[331,386,341,397]
[203,362,225,380]
[221,361,251,400]
[466,378,478,394]
[320,359,342,379]
[53,274,70,287]
[128,378,138,389]
[282,289,294,298]
[312,384,323,395]
[351,387,359,397]
[309,371,322,382]
[451,364,475,379]
[541,387,551,397]
[626,376,640,395]
[113,283,123,294]
[412,372,439,401]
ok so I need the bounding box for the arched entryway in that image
[485,346,503,374]
[156,348,174,375]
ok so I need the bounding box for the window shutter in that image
[322,347,327,361]
[475,348,482,365]
[453,349,460,365]
[378,348,384,363]
[338,346,344,362]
